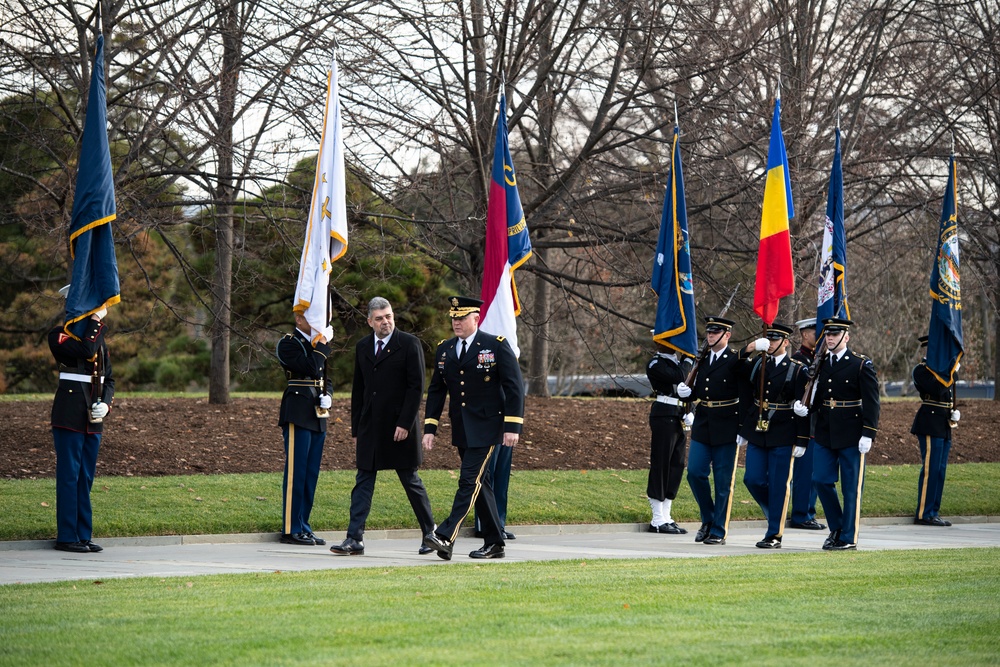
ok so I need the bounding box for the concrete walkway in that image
[2,517,997,585]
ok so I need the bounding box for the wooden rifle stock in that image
[800,338,829,410]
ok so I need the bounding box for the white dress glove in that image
[736,435,747,447]
[319,394,332,409]
[320,326,334,343]
[753,338,770,352]
[950,409,961,423]
[676,382,692,398]
[91,402,109,420]
[682,412,694,427]
[793,400,809,417]
[954,362,961,373]
[858,436,872,454]
[793,445,806,458]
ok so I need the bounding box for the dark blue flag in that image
[926,155,963,385]
[652,126,697,357]
[816,127,849,337]
[64,35,120,338]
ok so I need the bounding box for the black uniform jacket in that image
[738,353,809,447]
[910,363,953,439]
[812,348,880,449]
[690,346,750,445]
[791,345,815,367]
[646,354,693,419]
[48,319,114,434]
[351,329,425,470]
[423,329,524,448]
[276,330,333,433]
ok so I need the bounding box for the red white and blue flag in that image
[480,92,532,357]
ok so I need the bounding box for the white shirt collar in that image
[771,352,786,365]
[830,348,847,362]
[375,331,393,351]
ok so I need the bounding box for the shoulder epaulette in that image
[497,335,506,342]
[438,339,448,346]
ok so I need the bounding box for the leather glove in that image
[91,402,109,420]
[682,412,694,428]
[676,382,692,398]
[858,436,872,454]
[793,445,806,458]
[753,338,770,352]
[319,394,332,409]
[736,435,747,447]
[793,400,809,417]
[951,409,961,423]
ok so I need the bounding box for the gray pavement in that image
[2,517,997,585]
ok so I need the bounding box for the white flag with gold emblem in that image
[293,56,348,342]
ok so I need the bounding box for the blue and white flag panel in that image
[926,155,963,386]
[816,127,848,337]
[652,126,697,358]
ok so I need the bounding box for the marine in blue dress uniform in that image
[911,335,960,527]
[737,323,809,549]
[275,311,333,547]
[48,294,114,554]
[645,348,694,534]
[808,317,880,550]
[677,316,751,545]
[421,296,525,560]
[787,318,826,531]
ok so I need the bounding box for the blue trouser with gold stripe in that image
[437,445,504,547]
[790,438,819,524]
[687,440,739,539]
[744,443,794,539]
[282,424,325,535]
[915,435,951,521]
[813,443,865,544]
[52,428,101,543]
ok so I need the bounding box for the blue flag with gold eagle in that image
[926,154,963,386]
[64,34,120,338]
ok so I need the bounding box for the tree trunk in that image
[528,246,551,396]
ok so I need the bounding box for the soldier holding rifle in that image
[787,318,826,531]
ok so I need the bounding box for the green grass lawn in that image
[2,464,998,541]
[0,549,996,666]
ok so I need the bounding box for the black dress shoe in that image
[822,530,841,550]
[789,519,827,530]
[915,516,952,527]
[502,531,516,540]
[423,533,453,561]
[661,522,687,534]
[418,544,434,555]
[469,543,505,559]
[279,532,316,546]
[54,541,91,553]
[329,537,364,555]
[694,523,711,542]
[702,535,726,545]
[85,540,103,552]
[826,540,857,551]
[306,532,326,545]
[755,536,782,549]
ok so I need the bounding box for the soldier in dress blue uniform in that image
[911,335,960,527]
[676,316,751,545]
[807,317,880,550]
[275,311,333,547]
[738,323,810,549]
[644,345,694,534]
[787,318,826,531]
[421,296,525,560]
[48,286,114,553]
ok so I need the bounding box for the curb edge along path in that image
[1,517,998,586]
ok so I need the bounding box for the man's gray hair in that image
[367,296,391,317]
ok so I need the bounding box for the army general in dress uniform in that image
[808,317,880,551]
[421,296,525,561]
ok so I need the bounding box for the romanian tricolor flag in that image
[64,34,120,339]
[293,56,348,343]
[752,98,795,325]
[480,92,532,358]
[926,154,963,386]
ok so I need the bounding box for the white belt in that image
[59,372,103,383]
[655,395,685,406]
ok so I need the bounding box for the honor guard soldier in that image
[676,316,749,545]
[48,285,114,553]
[645,345,694,534]
[806,317,880,550]
[738,323,810,549]
[421,296,525,560]
[911,335,960,527]
[275,311,333,547]
[787,318,826,531]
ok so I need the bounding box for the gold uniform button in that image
[461,402,466,407]
[460,381,465,386]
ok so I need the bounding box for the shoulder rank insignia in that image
[496,335,505,342]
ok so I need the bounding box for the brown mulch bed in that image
[3,397,999,480]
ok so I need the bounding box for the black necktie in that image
[830,353,837,365]
[376,339,384,358]
[459,339,467,360]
